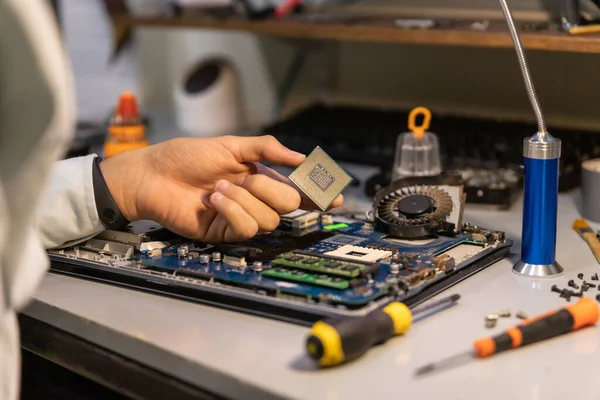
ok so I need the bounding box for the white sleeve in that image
[38,154,105,249]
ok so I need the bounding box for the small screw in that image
[578,273,584,280]
[551,285,562,294]
[597,294,600,302]
[516,311,528,319]
[497,310,511,318]
[584,281,597,288]
[485,314,498,328]
[568,280,579,289]
[485,320,497,328]
[560,289,572,301]
[582,283,591,292]
[593,273,599,281]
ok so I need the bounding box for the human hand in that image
[99,135,344,242]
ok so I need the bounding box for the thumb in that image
[225,135,305,167]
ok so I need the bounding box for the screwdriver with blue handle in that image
[306,294,460,367]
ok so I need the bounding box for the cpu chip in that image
[309,164,335,191]
[289,146,352,211]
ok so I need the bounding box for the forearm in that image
[38,154,105,249]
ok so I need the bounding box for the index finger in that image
[221,135,306,167]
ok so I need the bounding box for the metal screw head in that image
[485,314,498,328]
[568,280,579,289]
[551,285,562,293]
[560,288,575,300]
[578,273,584,280]
[516,311,528,320]
[593,273,599,281]
[582,283,591,292]
[560,290,572,301]
[251,261,263,272]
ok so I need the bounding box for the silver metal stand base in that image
[512,260,564,278]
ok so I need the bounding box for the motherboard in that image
[49,179,512,324]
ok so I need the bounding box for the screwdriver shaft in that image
[415,350,474,377]
[412,294,461,316]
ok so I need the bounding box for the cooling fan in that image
[372,176,465,238]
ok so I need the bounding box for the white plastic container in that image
[173,57,244,137]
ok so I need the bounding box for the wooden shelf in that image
[115,14,600,54]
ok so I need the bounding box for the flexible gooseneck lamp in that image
[499,0,563,278]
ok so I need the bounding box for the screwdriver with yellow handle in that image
[415,296,600,376]
[306,294,460,367]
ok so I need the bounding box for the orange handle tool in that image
[474,297,599,358]
[408,107,432,141]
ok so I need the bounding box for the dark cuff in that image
[92,156,130,230]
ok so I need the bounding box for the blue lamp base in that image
[512,260,563,278]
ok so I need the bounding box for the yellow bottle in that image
[104,92,149,158]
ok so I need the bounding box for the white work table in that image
[23,165,600,400]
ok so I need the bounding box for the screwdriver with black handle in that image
[306,294,459,367]
[415,296,600,376]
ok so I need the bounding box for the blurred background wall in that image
[60,0,600,132]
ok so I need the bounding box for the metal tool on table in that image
[305,294,460,367]
[498,0,563,278]
[415,297,600,376]
[563,0,583,30]
[573,219,600,264]
[562,0,600,35]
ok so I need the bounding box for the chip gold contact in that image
[289,146,352,211]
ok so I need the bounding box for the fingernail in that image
[235,176,246,186]
[289,149,305,158]
[211,192,224,203]
[215,180,230,192]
